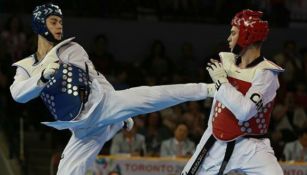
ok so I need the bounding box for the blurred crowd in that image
[1,0,307,26]
[0,7,307,174]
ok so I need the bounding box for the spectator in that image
[160,123,195,158]
[110,124,146,156]
[284,92,307,131]
[89,34,116,77]
[181,101,206,143]
[176,42,200,82]
[294,82,307,109]
[142,112,170,156]
[141,40,174,83]
[269,92,307,160]
[160,105,184,135]
[283,128,307,162]
[111,65,130,90]
[269,103,297,160]
[273,40,303,87]
[1,15,26,62]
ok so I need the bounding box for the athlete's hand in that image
[123,118,134,131]
[207,83,216,97]
[41,62,60,83]
[206,59,228,90]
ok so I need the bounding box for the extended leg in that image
[97,83,209,126]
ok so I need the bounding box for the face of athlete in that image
[227,26,239,52]
[46,15,63,41]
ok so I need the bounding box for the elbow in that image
[10,86,29,103]
[11,93,29,103]
[236,103,257,121]
[236,110,250,121]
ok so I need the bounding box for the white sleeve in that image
[10,67,45,103]
[59,42,115,91]
[215,70,280,121]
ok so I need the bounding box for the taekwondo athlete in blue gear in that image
[10,3,216,175]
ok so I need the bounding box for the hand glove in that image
[123,118,134,131]
[206,59,228,90]
[40,62,60,83]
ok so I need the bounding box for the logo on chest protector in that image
[250,93,263,111]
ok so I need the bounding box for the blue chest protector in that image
[40,63,90,121]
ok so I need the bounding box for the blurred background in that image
[0,0,306,175]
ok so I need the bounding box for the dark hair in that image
[176,122,188,129]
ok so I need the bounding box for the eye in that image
[48,20,56,25]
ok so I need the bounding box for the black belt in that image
[243,134,268,139]
[184,133,267,175]
[183,135,236,175]
[185,135,216,175]
[218,140,236,175]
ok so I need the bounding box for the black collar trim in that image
[236,55,264,68]
[34,53,39,64]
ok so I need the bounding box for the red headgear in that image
[231,9,269,48]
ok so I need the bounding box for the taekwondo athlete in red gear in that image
[181,9,284,175]
[9,3,216,175]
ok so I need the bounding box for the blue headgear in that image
[32,3,63,42]
[40,63,91,121]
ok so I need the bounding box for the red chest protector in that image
[211,52,283,141]
[212,77,274,141]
